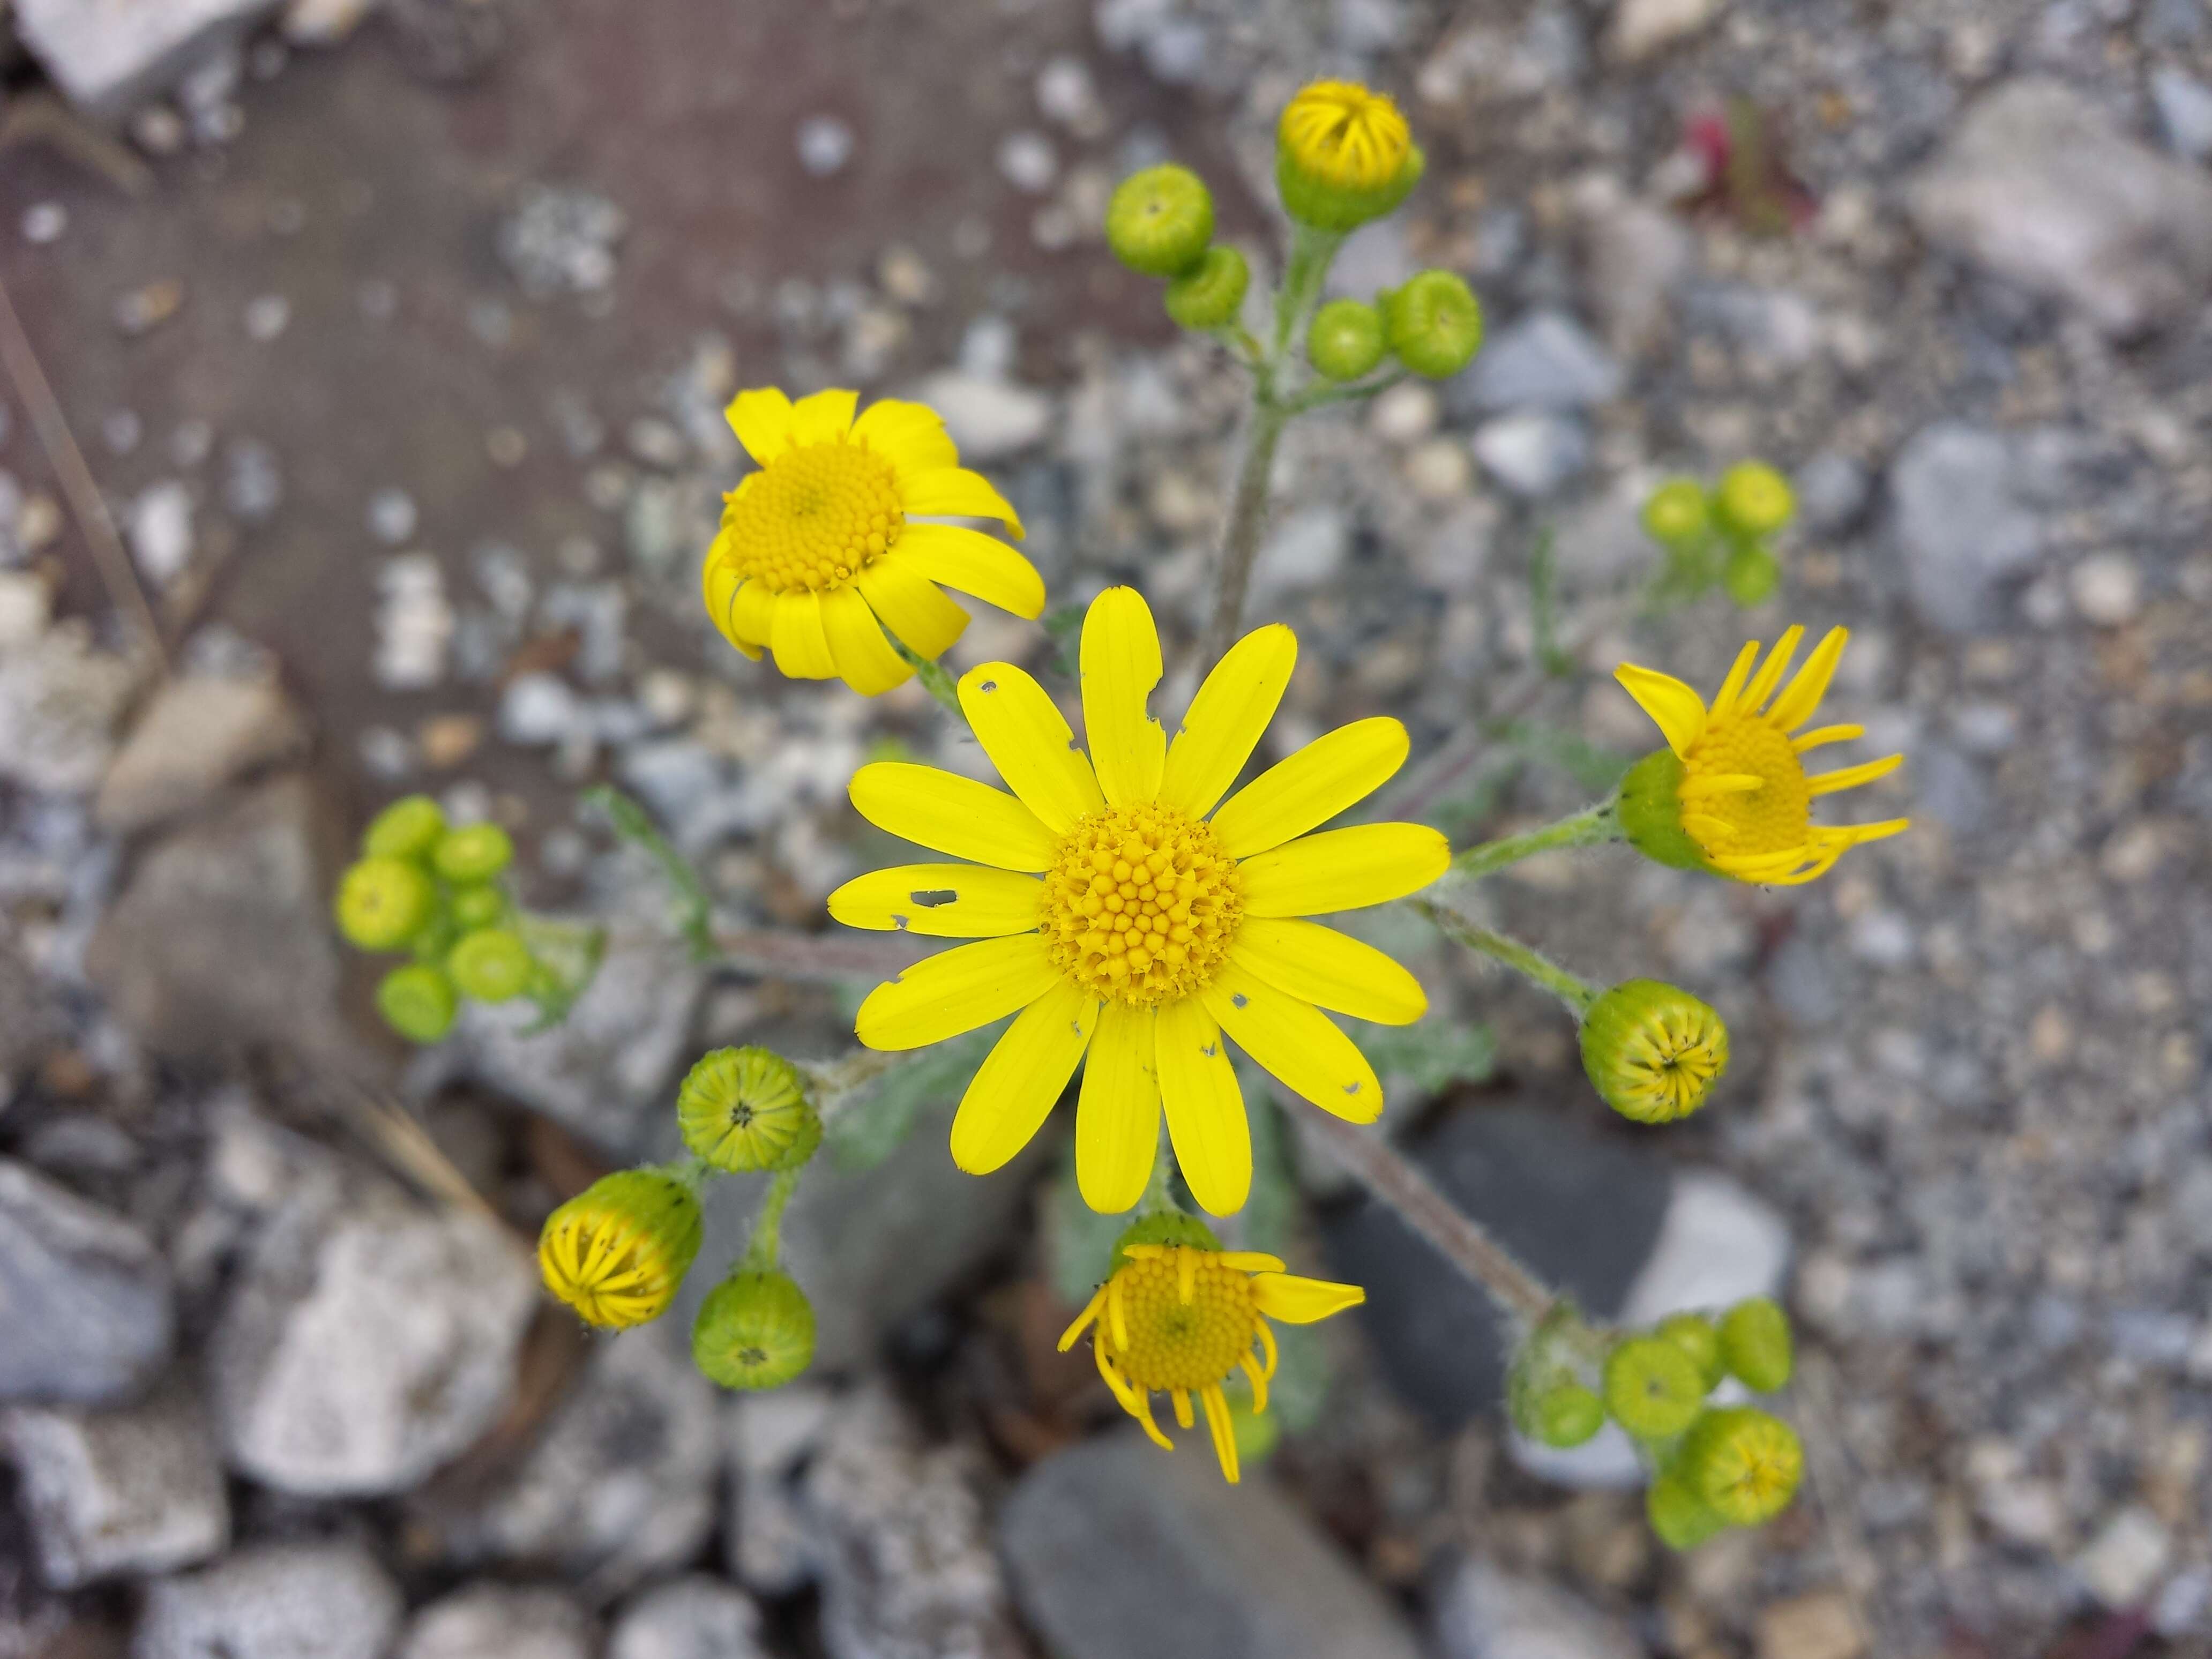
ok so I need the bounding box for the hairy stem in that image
[1270,222,1342,358]
[743,1165,802,1272]
[893,637,963,715]
[1452,800,1620,880]
[797,1046,914,1118]
[1199,399,1288,670]
[1413,896,1598,1016]
[1140,1127,1179,1215]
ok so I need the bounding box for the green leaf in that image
[820,1022,1000,1172]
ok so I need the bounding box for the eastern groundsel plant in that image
[424,79,1904,1542]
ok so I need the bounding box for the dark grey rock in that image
[1431,1557,1640,1659]
[1888,422,2043,634]
[398,1585,595,1659]
[1322,1106,1672,1429]
[608,1576,769,1659]
[999,1432,1422,1659]
[132,1542,403,1659]
[1,1379,228,1588]
[0,1160,173,1406]
[1458,311,1624,414]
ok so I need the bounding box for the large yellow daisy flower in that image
[702,387,1045,696]
[829,587,1450,1216]
[1616,625,1908,886]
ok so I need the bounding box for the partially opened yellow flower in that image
[1615,625,1907,886]
[829,586,1449,1216]
[702,388,1044,695]
[1059,1225,1364,1483]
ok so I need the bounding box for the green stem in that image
[1413,896,1598,1015]
[1452,801,1620,881]
[1284,370,1406,416]
[893,637,962,715]
[1198,398,1289,670]
[1271,222,1342,360]
[1140,1128,1180,1215]
[583,785,714,961]
[742,1165,802,1272]
[796,1047,911,1120]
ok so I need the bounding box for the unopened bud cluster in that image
[1640,461,1796,608]
[1105,165,1247,330]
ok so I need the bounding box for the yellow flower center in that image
[539,1208,675,1328]
[1279,80,1411,189]
[720,439,905,595]
[1038,803,1242,1007]
[1617,1017,1726,1122]
[1102,1251,1260,1393]
[1679,713,1810,858]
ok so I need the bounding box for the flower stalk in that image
[1451,800,1621,881]
[1413,896,1598,1016]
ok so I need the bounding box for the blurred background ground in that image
[1,2,2209,1658]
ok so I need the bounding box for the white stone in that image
[2076,1507,2174,1609]
[1253,506,1349,602]
[1433,1557,1640,1659]
[281,0,382,45]
[1471,412,1589,497]
[128,481,194,586]
[94,674,308,833]
[133,1542,402,1659]
[14,0,282,117]
[724,1386,835,1594]
[911,371,1051,461]
[1608,0,1721,62]
[796,115,855,177]
[1369,381,1440,444]
[398,1586,593,1659]
[609,1576,769,1659]
[997,130,1058,193]
[2069,552,2142,626]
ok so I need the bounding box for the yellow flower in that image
[1615,625,1908,886]
[702,388,1044,695]
[537,1170,703,1330]
[1279,80,1411,191]
[1059,1239,1363,1483]
[828,587,1449,1216]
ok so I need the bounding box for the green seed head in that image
[448,928,535,1002]
[449,883,506,932]
[432,822,514,883]
[1163,244,1251,330]
[1105,164,1216,278]
[1723,542,1782,607]
[1641,479,1711,550]
[1715,460,1795,537]
[1603,1334,1707,1441]
[1580,979,1730,1125]
[376,962,459,1043]
[693,1269,817,1391]
[1305,297,1388,381]
[677,1047,820,1174]
[335,856,438,952]
[1530,1382,1607,1448]
[362,794,447,861]
[1685,1406,1804,1525]
[1719,1296,1794,1392]
[1656,1312,1727,1391]
[1382,270,1483,379]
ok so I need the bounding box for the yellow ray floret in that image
[700,387,1043,696]
[1058,1242,1364,1483]
[1614,625,1908,886]
[829,587,1451,1217]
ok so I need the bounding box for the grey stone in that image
[209,1172,536,1497]
[910,371,1052,462]
[1323,1106,1672,1430]
[398,1586,595,1659]
[500,672,587,747]
[86,774,353,1061]
[1572,180,1694,358]
[608,1576,769,1659]
[724,1385,835,1594]
[1000,1432,1422,1659]
[1,1379,227,1587]
[1470,413,1590,497]
[498,185,626,297]
[0,1160,174,1406]
[425,1325,719,1595]
[1251,507,1349,605]
[128,482,195,586]
[0,615,138,796]
[1459,311,1623,414]
[807,1384,1024,1659]
[1907,78,2212,338]
[2153,68,2212,163]
[13,0,282,117]
[132,1542,403,1659]
[1888,422,2043,633]
[93,675,309,834]
[1794,451,1872,535]
[1431,1557,1641,1659]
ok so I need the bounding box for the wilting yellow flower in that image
[1279,80,1411,191]
[537,1170,703,1330]
[828,587,1448,1216]
[1059,1237,1364,1483]
[702,388,1044,695]
[1615,626,1907,886]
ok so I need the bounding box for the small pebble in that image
[130,105,188,155]
[417,714,485,769]
[1404,436,1473,501]
[2069,552,2141,626]
[114,280,185,336]
[485,427,528,467]
[20,203,67,245]
[796,115,855,177]
[998,130,1059,193]
[171,420,215,468]
[1370,382,1440,444]
[102,411,143,456]
[244,294,292,342]
[367,488,418,545]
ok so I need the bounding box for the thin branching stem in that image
[1452,799,1621,880]
[742,1165,803,1272]
[1413,895,1598,1017]
[1199,399,1289,670]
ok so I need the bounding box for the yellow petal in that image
[1202,962,1382,1124]
[854,934,1060,1050]
[958,663,1105,833]
[1250,1273,1365,1324]
[1230,918,1427,1025]
[1791,723,1864,753]
[1153,997,1249,1216]
[855,557,970,660]
[729,578,775,648]
[902,467,1026,539]
[1208,716,1409,858]
[1159,624,1296,819]
[1766,626,1849,731]
[769,591,838,681]
[896,524,1045,619]
[851,397,959,479]
[821,586,913,696]
[849,762,1057,872]
[827,864,1045,938]
[1075,1001,1161,1214]
[948,980,1096,1174]
[702,562,761,659]
[789,387,858,447]
[1201,1382,1239,1484]
[1080,586,1167,808]
[1613,664,1709,758]
[1707,640,1762,719]
[1806,753,1902,796]
[724,388,795,467]
[1739,624,1805,714]
[1238,824,1451,918]
[1130,1386,1173,1451]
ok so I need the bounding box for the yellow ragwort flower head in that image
[1615,626,1908,886]
[828,587,1451,1217]
[703,388,1043,696]
[1685,1406,1805,1525]
[537,1170,704,1330]
[1579,978,1729,1124]
[1279,80,1412,190]
[1059,1228,1364,1483]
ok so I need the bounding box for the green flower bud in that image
[1603,1335,1706,1440]
[432,823,514,883]
[363,794,446,861]
[1615,750,1708,872]
[377,962,459,1043]
[1723,542,1781,607]
[1715,460,1795,537]
[1105,164,1215,278]
[1657,1312,1726,1392]
[1382,271,1483,379]
[335,856,438,951]
[449,928,535,1002]
[1529,1382,1606,1448]
[1111,1209,1222,1271]
[539,1169,704,1329]
[1580,979,1730,1124]
[1719,1297,1793,1392]
[449,883,506,932]
[1684,1406,1804,1525]
[1163,244,1250,330]
[1641,479,1711,549]
[677,1047,820,1173]
[693,1269,817,1390]
[1275,80,1425,232]
[1647,1469,1729,1551]
[1306,297,1387,380]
